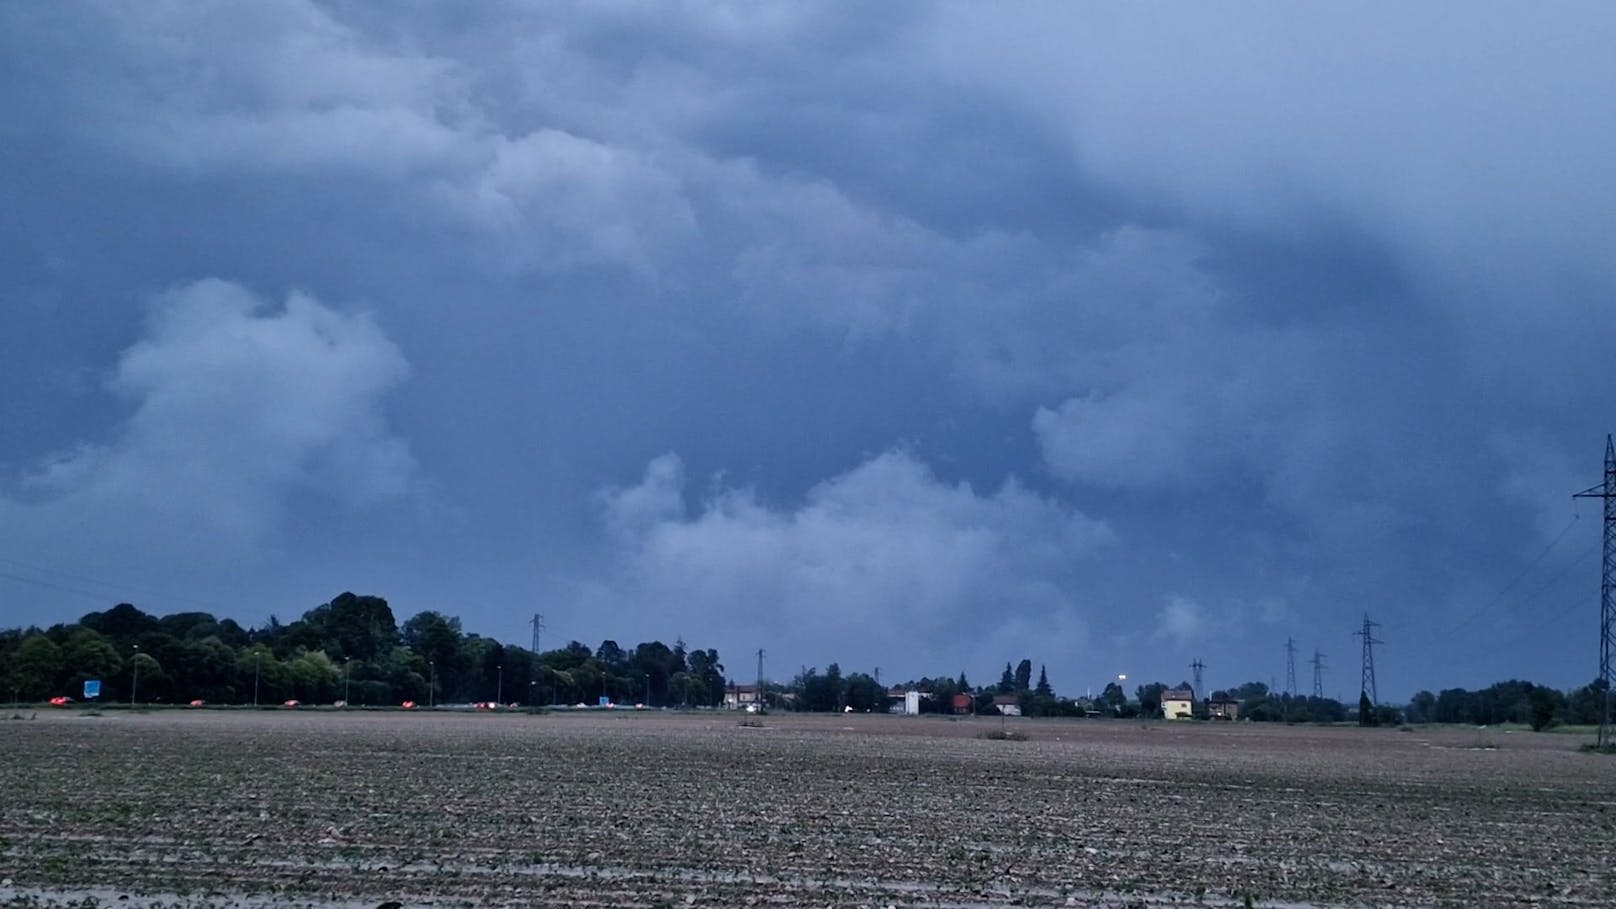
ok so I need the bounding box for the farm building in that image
[1161,687,1195,719]
[1209,694,1240,720]
[886,689,924,715]
[950,692,973,714]
[723,684,761,710]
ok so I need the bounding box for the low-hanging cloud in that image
[4,280,415,563]
[588,449,1113,680]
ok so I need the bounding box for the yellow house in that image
[1161,687,1195,720]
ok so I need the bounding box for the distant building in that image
[723,684,761,709]
[886,688,924,715]
[951,692,974,714]
[1209,694,1240,720]
[1161,687,1195,720]
[992,694,1021,717]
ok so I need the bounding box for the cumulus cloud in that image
[3,4,1614,694]
[1154,595,1207,648]
[590,450,1113,677]
[5,280,415,552]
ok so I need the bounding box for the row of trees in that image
[1404,679,1609,730]
[4,601,1609,730]
[0,595,731,709]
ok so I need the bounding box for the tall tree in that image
[1035,665,1053,697]
[1014,659,1033,692]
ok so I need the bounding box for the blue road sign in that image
[83,679,101,699]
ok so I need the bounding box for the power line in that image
[1284,637,1297,699]
[1444,583,1600,668]
[1393,522,1588,653]
[1391,541,1598,657]
[0,570,124,604]
[1573,434,1616,749]
[1354,614,1382,705]
[1448,512,1582,638]
[0,555,229,613]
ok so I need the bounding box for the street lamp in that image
[130,644,141,707]
[496,664,503,705]
[253,651,262,707]
[343,657,352,706]
[428,660,435,708]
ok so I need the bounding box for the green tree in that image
[844,672,885,712]
[287,650,340,702]
[9,635,65,700]
[998,662,1015,693]
[130,651,168,702]
[1035,665,1053,697]
[631,641,679,706]
[304,592,399,662]
[81,603,158,642]
[686,648,724,707]
[1358,692,1374,727]
[1100,681,1126,713]
[1136,682,1166,718]
[1014,659,1033,692]
[402,611,464,671]
[62,627,123,690]
[1407,690,1437,723]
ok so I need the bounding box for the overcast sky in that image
[3,3,1614,701]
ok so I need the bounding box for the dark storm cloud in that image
[2,2,1613,698]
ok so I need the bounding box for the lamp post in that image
[343,657,352,707]
[253,651,261,707]
[428,660,435,708]
[130,644,141,707]
[496,664,503,706]
[529,680,536,709]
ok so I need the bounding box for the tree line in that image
[0,594,729,708]
[2,596,1608,730]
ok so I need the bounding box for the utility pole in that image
[1354,614,1382,705]
[1190,658,1205,699]
[1284,637,1297,700]
[529,613,545,707]
[131,644,140,707]
[1311,649,1326,700]
[1574,434,1616,749]
[344,657,351,706]
[497,664,504,705]
[253,651,262,707]
[756,648,765,709]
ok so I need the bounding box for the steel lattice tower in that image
[1354,615,1381,705]
[1311,649,1326,700]
[530,613,545,654]
[1284,637,1297,699]
[1190,658,1205,700]
[1574,434,1616,748]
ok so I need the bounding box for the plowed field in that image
[1,710,1610,907]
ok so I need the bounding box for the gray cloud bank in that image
[2,3,1614,698]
